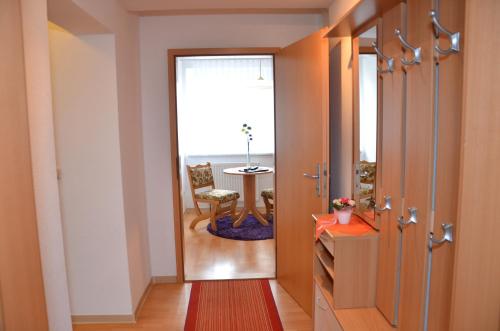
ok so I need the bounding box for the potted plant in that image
[331,197,356,225]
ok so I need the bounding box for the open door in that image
[275,29,329,315]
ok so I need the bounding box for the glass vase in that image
[246,140,251,169]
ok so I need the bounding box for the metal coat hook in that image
[398,207,418,227]
[375,196,392,212]
[395,29,422,66]
[372,42,394,74]
[430,223,453,245]
[430,10,460,55]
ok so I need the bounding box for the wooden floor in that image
[73,280,312,331]
[183,210,276,280]
[73,211,294,330]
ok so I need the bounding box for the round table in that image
[223,167,274,227]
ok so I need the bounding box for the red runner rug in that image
[185,279,284,331]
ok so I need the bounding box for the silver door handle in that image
[303,173,320,179]
[303,163,321,197]
[375,196,392,212]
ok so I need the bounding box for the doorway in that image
[168,49,279,282]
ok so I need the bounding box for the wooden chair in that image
[261,188,274,220]
[187,163,240,231]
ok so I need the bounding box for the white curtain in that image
[176,55,275,156]
[359,54,378,162]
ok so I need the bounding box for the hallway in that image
[73,280,312,331]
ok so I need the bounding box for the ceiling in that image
[360,26,376,39]
[117,0,333,15]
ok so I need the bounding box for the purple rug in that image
[207,214,274,241]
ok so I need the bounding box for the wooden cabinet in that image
[313,214,378,310]
[313,214,393,331]
[314,284,342,331]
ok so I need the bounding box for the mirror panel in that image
[353,26,379,227]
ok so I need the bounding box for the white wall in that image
[21,0,73,330]
[139,13,325,277]
[49,27,133,315]
[69,0,152,311]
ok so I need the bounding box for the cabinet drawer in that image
[314,285,342,331]
[319,231,334,256]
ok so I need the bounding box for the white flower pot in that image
[335,208,353,225]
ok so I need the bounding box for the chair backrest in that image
[359,161,376,184]
[186,162,215,191]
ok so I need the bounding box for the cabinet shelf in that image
[315,242,335,279]
[319,232,334,256]
[314,274,334,310]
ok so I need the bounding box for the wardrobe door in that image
[426,0,465,329]
[0,0,49,330]
[375,3,406,325]
[450,0,500,329]
[398,0,435,330]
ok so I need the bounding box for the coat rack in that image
[398,207,418,227]
[423,223,454,331]
[429,223,453,245]
[395,29,421,65]
[372,42,394,73]
[430,10,460,55]
[374,195,392,212]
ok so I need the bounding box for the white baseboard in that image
[72,314,135,324]
[72,278,157,325]
[152,275,178,284]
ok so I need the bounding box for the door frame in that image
[350,20,383,230]
[167,47,281,283]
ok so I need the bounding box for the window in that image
[359,54,377,162]
[176,55,275,156]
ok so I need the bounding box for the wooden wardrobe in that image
[316,0,500,330]
[371,0,499,330]
[374,0,466,330]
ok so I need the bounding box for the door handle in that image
[303,163,320,197]
[323,161,328,198]
[303,173,320,179]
